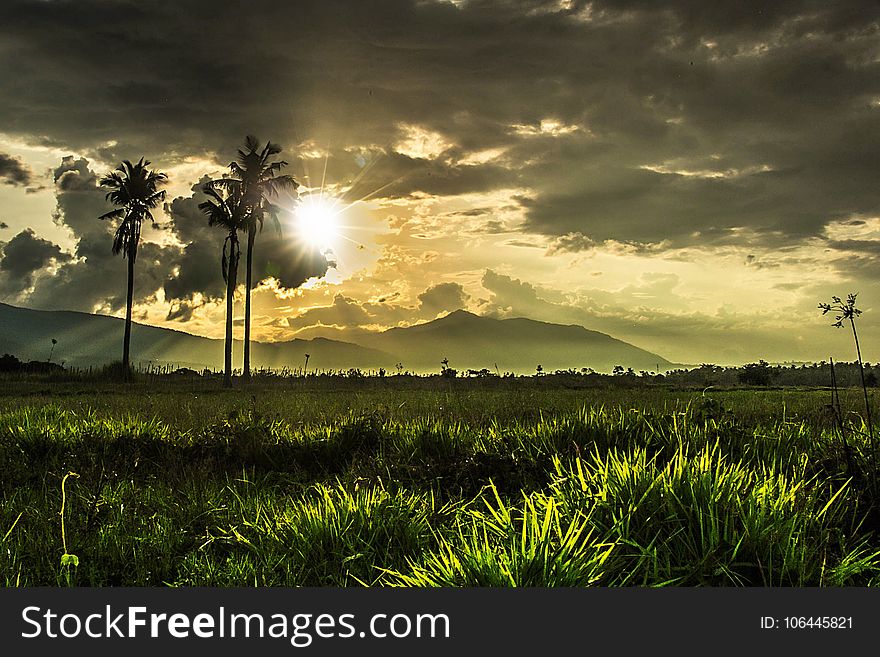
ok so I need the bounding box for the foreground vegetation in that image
[1,380,879,586]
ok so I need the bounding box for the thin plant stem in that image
[850,317,874,439]
[59,471,79,556]
[850,318,876,493]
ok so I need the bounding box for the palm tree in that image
[200,183,245,388]
[214,136,297,382]
[98,158,167,375]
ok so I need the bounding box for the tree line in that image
[99,135,296,387]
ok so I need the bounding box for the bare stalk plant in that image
[819,293,875,472]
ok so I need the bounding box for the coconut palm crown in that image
[99,158,167,260]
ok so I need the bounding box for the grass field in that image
[2,377,879,586]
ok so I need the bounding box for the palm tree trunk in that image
[123,249,134,377]
[224,244,237,389]
[243,224,255,382]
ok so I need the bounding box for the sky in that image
[0,0,878,365]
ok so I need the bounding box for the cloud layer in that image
[0,0,874,253]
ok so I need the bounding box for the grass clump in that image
[389,485,616,586]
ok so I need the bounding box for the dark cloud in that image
[589,0,875,41]
[0,228,71,297]
[1,0,879,353]
[161,180,228,303]
[284,282,470,335]
[418,282,469,314]
[344,151,519,201]
[288,295,373,329]
[54,156,99,193]
[0,153,33,187]
[165,299,199,322]
[0,0,873,248]
[1,5,876,192]
[480,269,559,319]
[827,239,880,257]
[503,239,543,249]
[250,233,332,292]
[23,156,165,311]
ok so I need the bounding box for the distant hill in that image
[0,302,390,372]
[0,303,672,374]
[360,310,671,373]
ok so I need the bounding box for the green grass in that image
[0,380,878,586]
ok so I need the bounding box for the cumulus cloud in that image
[280,281,470,339]
[418,282,469,315]
[479,269,566,321]
[24,157,141,310]
[0,228,71,298]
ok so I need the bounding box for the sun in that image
[294,196,339,249]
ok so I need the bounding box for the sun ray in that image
[337,175,407,214]
[319,150,329,204]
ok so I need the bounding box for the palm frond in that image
[264,201,285,236]
[261,161,289,178]
[143,189,166,208]
[228,163,246,179]
[243,135,260,154]
[112,221,130,256]
[261,175,298,197]
[98,208,125,221]
[210,177,242,193]
[259,140,282,162]
[100,171,125,189]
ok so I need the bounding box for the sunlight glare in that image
[295,197,339,249]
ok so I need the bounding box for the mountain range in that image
[0,302,672,374]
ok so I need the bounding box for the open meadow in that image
[2,375,879,587]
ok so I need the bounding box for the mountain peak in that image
[438,309,481,322]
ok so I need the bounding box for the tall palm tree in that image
[98,158,167,375]
[214,136,297,382]
[199,183,245,388]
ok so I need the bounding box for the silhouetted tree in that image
[738,360,772,386]
[214,136,297,382]
[98,158,167,374]
[200,183,246,388]
[440,357,457,378]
